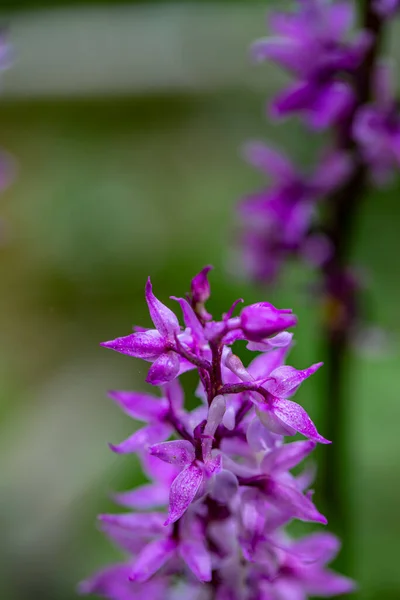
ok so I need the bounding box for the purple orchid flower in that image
[150,395,225,525]
[101,278,196,385]
[252,0,371,129]
[239,142,351,281]
[81,269,351,599]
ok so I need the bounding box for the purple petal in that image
[163,378,185,412]
[303,569,356,596]
[265,362,323,398]
[248,346,289,380]
[203,395,226,460]
[108,390,168,422]
[113,482,170,509]
[261,440,316,474]
[241,303,297,342]
[222,405,236,431]
[210,470,239,504]
[165,464,204,525]
[101,329,165,360]
[246,417,279,452]
[146,351,181,385]
[145,277,180,337]
[256,405,297,436]
[109,423,171,454]
[191,265,213,304]
[246,331,293,352]
[271,81,315,118]
[78,563,133,597]
[311,152,352,194]
[325,2,354,38]
[251,37,306,76]
[296,467,315,494]
[179,539,212,582]
[205,395,226,436]
[171,296,204,343]
[242,141,296,181]
[141,452,180,485]
[272,398,331,444]
[130,537,177,582]
[150,440,195,466]
[98,512,166,534]
[99,523,148,554]
[205,453,223,477]
[307,82,354,131]
[224,350,252,382]
[289,532,341,564]
[267,479,327,524]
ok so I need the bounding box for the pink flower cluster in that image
[79,267,354,599]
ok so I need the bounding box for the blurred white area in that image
[0,3,286,97]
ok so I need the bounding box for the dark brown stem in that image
[318,0,384,578]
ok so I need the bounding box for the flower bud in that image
[240,302,297,341]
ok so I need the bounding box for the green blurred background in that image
[0,1,399,599]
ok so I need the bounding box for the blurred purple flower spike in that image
[252,0,372,129]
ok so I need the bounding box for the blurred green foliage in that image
[0,88,399,600]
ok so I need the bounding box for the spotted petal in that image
[165,463,204,525]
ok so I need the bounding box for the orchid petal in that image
[261,440,316,474]
[130,537,177,582]
[304,570,356,596]
[98,512,166,534]
[203,395,226,460]
[222,404,236,431]
[241,302,297,342]
[165,464,204,525]
[78,563,134,597]
[179,539,212,582]
[113,483,169,510]
[248,346,289,381]
[210,469,239,504]
[171,296,204,343]
[163,378,185,412]
[191,265,212,304]
[150,440,195,466]
[101,329,165,360]
[108,390,168,422]
[246,331,293,352]
[109,423,171,454]
[289,532,341,564]
[267,479,327,524]
[145,277,180,336]
[243,141,296,181]
[272,398,331,444]
[146,351,180,385]
[265,363,323,397]
[246,416,280,451]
